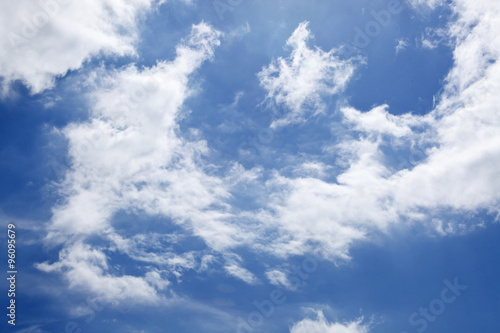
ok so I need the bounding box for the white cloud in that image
[418,27,447,50]
[395,38,409,54]
[258,21,362,128]
[290,311,369,333]
[407,0,445,9]
[293,162,331,179]
[48,22,226,240]
[256,0,500,262]
[265,269,294,290]
[36,242,165,304]
[262,143,391,261]
[39,22,239,302]
[420,38,439,49]
[224,264,259,285]
[342,105,422,138]
[37,0,500,303]
[393,0,500,213]
[0,0,155,94]
[145,269,170,290]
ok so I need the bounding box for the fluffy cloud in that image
[342,105,422,138]
[48,22,225,240]
[258,21,362,128]
[392,0,500,213]
[258,0,500,261]
[0,0,154,94]
[39,22,235,303]
[36,242,164,304]
[38,0,500,303]
[290,312,369,333]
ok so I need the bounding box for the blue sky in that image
[1,0,500,332]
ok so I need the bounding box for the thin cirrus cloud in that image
[265,269,295,290]
[224,264,259,285]
[407,0,445,9]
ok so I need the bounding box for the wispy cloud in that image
[258,21,363,128]
[225,264,259,285]
[395,38,409,54]
[265,269,295,290]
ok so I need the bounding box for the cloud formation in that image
[38,0,500,305]
[290,312,369,333]
[256,0,500,261]
[38,22,229,303]
[258,21,362,128]
[0,0,154,94]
